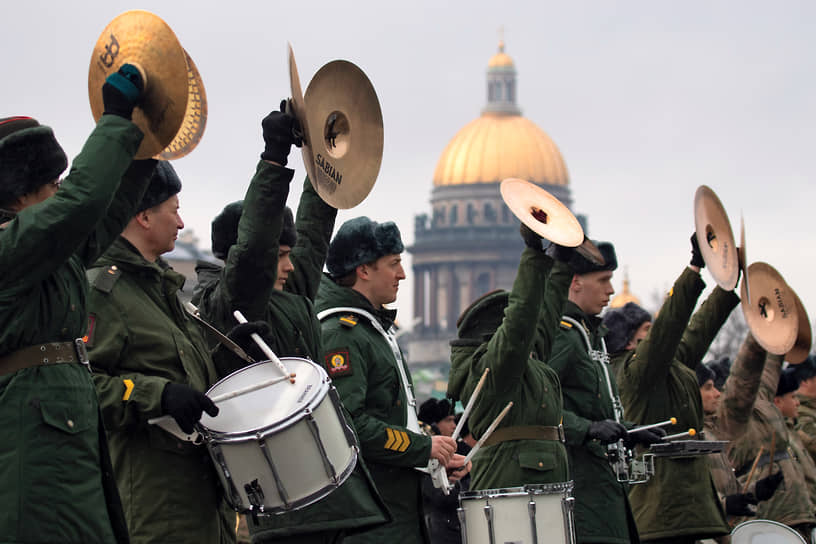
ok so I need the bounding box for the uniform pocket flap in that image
[518,449,556,471]
[39,399,95,434]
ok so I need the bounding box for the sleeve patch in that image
[325,350,352,377]
[559,320,573,330]
[84,314,97,347]
[122,379,135,401]
[339,315,358,328]
[385,428,410,452]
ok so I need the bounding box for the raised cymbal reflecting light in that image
[740,262,798,355]
[159,49,207,160]
[500,178,584,248]
[694,186,739,290]
[786,289,811,365]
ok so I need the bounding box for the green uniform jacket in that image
[615,267,734,541]
[728,353,816,528]
[192,166,388,540]
[87,238,236,544]
[796,395,816,464]
[448,249,569,490]
[547,272,638,543]
[316,277,432,544]
[0,115,147,544]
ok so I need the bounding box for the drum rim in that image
[460,481,574,500]
[731,519,808,542]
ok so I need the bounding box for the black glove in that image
[755,471,784,501]
[226,320,272,362]
[102,64,144,120]
[161,383,218,434]
[623,426,666,449]
[544,241,575,263]
[586,420,628,444]
[520,223,543,252]
[260,100,303,166]
[724,493,756,517]
[690,233,706,268]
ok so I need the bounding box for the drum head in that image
[200,358,328,434]
[731,519,807,543]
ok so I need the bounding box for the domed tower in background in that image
[406,41,585,389]
[609,268,641,309]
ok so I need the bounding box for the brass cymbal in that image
[89,10,189,159]
[159,49,207,160]
[303,60,384,209]
[739,215,751,305]
[500,178,584,248]
[786,289,811,365]
[288,44,317,190]
[740,262,798,355]
[694,186,739,290]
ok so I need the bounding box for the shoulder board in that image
[339,314,358,328]
[559,320,573,329]
[87,265,122,294]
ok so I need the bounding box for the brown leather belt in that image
[0,340,89,377]
[483,424,565,447]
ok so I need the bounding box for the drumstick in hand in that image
[451,368,489,442]
[461,401,513,466]
[233,310,296,383]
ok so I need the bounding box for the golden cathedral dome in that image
[433,41,569,187]
[609,270,641,309]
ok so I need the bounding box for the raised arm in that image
[675,286,740,370]
[716,332,766,440]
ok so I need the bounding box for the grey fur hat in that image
[569,240,618,275]
[696,363,717,387]
[326,216,404,279]
[777,367,801,397]
[602,302,652,354]
[210,201,296,260]
[136,161,182,213]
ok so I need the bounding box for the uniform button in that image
[67,419,75,428]
[396,400,402,407]
[541,403,546,409]
[61,327,68,335]
[538,462,543,468]
[543,387,548,392]
[179,350,184,356]
[70,304,76,311]
[597,394,601,399]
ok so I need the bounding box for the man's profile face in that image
[573,270,615,316]
[699,379,721,415]
[362,253,405,307]
[275,245,294,291]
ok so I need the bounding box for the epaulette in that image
[87,265,122,294]
[339,314,358,328]
[559,320,573,330]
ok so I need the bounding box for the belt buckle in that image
[557,424,565,443]
[74,338,91,372]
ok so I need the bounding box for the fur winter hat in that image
[136,161,182,213]
[602,302,652,354]
[210,202,296,260]
[777,367,801,397]
[696,362,717,387]
[568,240,618,275]
[793,355,816,383]
[326,216,404,279]
[707,356,732,391]
[0,116,67,207]
[418,398,452,425]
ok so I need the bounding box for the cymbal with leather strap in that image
[740,262,798,355]
[88,10,190,159]
[694,185,739,290]
[288,43,313,181]
[739,214,751,305]
[158,49,207,160]
[786,288,811,365]
[500,178,584,248]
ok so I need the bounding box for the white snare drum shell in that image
[731,519,808,544]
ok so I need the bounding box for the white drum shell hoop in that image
[198,358,358,514]
[458,482,576,544]
[731,519,808,543]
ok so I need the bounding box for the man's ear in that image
[570,275,582,292]
[356,263,370,281]
[133,209,151,229]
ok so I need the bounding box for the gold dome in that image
[609,271,641,309]
[488,40,514,68]
[433,114,569,186]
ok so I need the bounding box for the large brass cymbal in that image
[786,289,811,365]
[159,50,207,160]
[740,262,798,355]
[500,178,585,248]
[89,10,189,159]
[694,185,739,290]
[303,60,384,209]
[288,44,317,190]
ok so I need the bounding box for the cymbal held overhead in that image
[500,178,584,248]
[694,185,739,290]
[740,262,798,356]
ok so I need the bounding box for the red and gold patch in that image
[325,350,352,377]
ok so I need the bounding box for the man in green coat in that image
[794,356,816,463]
[86,163,236,544]
[0,65,147,544]
[192,107,390,543]
[548,241,664,544]
[612,237,735,543]
[447,226,574,492]
[316,217,467,544]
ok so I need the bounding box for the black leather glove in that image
[623,426,666,449]
[755,471,784,501]
[161,383,219,434]
[102,64,144,120]
[690,233,706,268]
[544,241,575,263]
[520,223,543,252]
[587,420,628,444]
[260,99,303,166]
[226,320,272,362]
[724,493,756,517]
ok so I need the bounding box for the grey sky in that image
[3,1,814,336]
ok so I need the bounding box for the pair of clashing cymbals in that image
[500,178,605,265]
[288,44,383,209]
[694,186,745,291]
[88,10,207,160]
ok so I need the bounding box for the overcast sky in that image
[3,1,814,339]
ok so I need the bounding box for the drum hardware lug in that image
[244,479,265,516]
[528,497,538,544]
[305,410,339,484]
[259,439,290,509]
[329,386,359,447]
[210,443,243,511]
[483,503,495,544]
[457,508,468,544]
[563,496,576,544]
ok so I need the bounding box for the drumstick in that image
[451,368,489,442]
[627,418,676,434]
[661,429,696,441]
[741,446,765,494]
[233,310,295,383]
[461,401,513,466]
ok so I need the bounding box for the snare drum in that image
[731,519,807,543]
[199,358,358,514]
[458,482,575,544]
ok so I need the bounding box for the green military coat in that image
[316,277,432,544]
[448,249,569,490]
[192,166,387,542]
[615,267,735,541]
[87,238,236,544]
[547,264,638,544]
[0,115,147,544]
[796,394,816,464]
